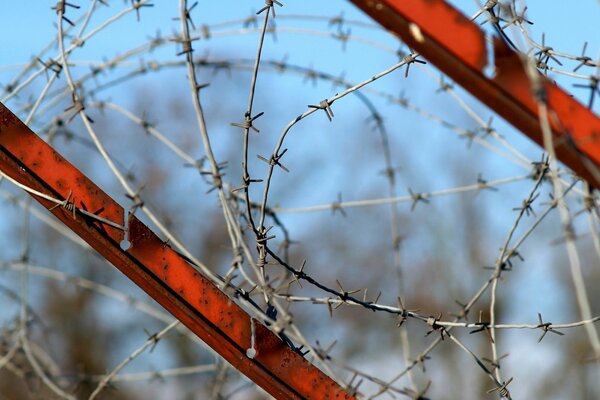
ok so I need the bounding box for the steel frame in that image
[0,103,353,400]
[351,0,600,187]
[0,1,599,399]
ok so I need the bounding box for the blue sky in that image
[2,0,598,106]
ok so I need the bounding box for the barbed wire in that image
[0,0,599,399]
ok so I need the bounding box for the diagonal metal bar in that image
[0,103,354,400]
[350,0,600,187]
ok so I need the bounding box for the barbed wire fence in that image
[0,0,599,398]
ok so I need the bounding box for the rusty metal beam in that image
[0,103,353,400]
[350,0,600,187]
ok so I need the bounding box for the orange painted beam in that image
[350,0,600,186]
[0,103,353,400]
